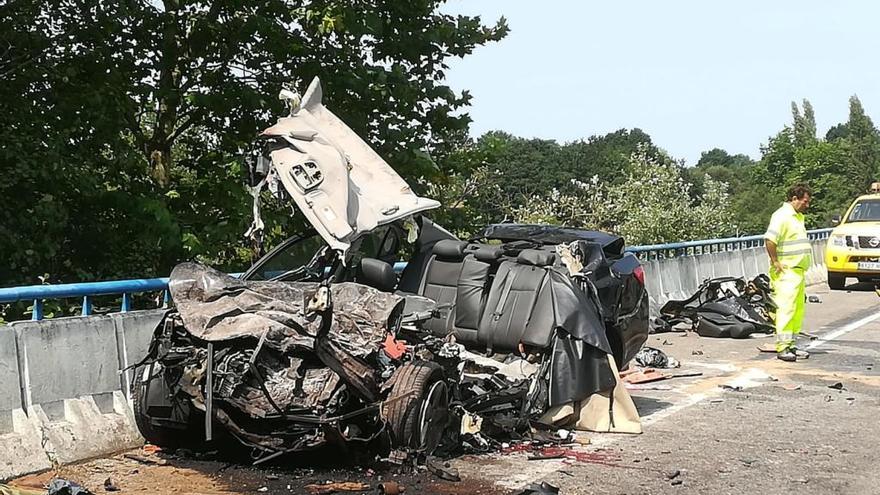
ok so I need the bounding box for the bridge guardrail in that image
[628,228,832,260]
[0,230,833,321]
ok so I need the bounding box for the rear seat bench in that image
[417,239,469,336]
[453,245,503,344]
[413,242,570,356]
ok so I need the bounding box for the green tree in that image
[500,146,735,245]
[755,96,880,228]
[0,0,508,289]
[842,95,880,191]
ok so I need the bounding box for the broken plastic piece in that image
[383,334,408,360]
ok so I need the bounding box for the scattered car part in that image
[657,275,775,338]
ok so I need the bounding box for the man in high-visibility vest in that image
[764,184,812,362]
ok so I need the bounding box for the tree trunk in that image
[148,0,182,188]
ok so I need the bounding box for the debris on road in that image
[667,370,703,379]
[781,383,803,391]
[425,457,460,482]
[377,481,405,494]
[101,478,118,492]
[657,275,775,339]
[757,343,776,353]
[828,382,846,390]
[122,453,167,466]
[304,481,370,494]
[633,347,680,369]
[620,368,668,385]
[665,469,681,480]
[514,481,560,494]
[807,294,822,303]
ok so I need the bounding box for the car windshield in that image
[243,231,331,281]
[847,199,880,223]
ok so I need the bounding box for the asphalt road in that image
[8,282,880,495]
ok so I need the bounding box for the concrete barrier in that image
[643,239,828,316]
[0,310,164,480]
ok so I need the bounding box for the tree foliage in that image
[433,145,735,246]
[756,96,880,227]
[0,0,508,287]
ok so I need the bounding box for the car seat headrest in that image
[472,245,504,262]
[357,258,397,292]
[432,239,467,259]
[517,249,555,267]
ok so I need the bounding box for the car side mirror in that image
[831,214,842,226]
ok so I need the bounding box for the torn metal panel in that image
[261,77,440,254]
[168,262,320,343]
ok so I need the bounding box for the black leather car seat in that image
[418,239,468,335]
[477,249,558,353]
[452,244,503,344]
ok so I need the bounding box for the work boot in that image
[792,347,810,359]
[777,349,797,362]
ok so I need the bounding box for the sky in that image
[440,0,880,164]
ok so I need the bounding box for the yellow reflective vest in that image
[764,202,811,270]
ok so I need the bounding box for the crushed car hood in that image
[168,262,405,357]
[261,77,440,253]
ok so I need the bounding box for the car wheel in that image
[131,362,197,448]
[827,272,846,290]
[383,361,449,453]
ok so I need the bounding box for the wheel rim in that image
[416,380,449,452]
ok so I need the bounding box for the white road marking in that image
[806,311,880,350]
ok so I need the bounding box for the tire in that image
[383,361,449,453]
[131,363,196,448]
[827,272,846,290]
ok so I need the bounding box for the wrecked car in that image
[131,78,649,463]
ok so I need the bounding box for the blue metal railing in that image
[0,277,171,320]
[0,232,832,321]
[627,228,832,260]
